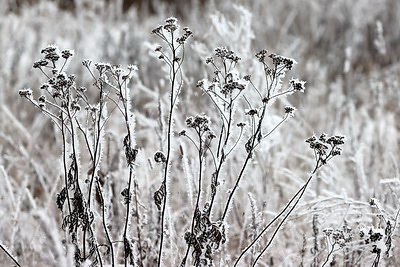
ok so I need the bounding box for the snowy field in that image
[0,0,399,266]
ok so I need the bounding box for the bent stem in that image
[96,180,115,266]
[152,18,192,266]
[181,132,204,266]
[234,163,320,266]
[221,103,267,221]
[321,241,337,267]
[116,72,142,267]
[235,132,345,266]
[156,29,182,267]
[0,243,20,267]
[251,170,317,266]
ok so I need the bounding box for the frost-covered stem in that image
[223,98,234,147]
[208,158,224,216]
[181,131,204,266]
[321,241,337,267]
[0,243,20,267]
[122,132,134,266]
[216,122,224,159]
[117,77,143,267]
[66,107,86,255]
[221,154,251,221]
[118,81,142,266]
[122,146,141,267]
[208,97,234,216]
[88,84,105,210]
[221,103,267,221]
[132,177,144,267]
[61,114,72,214]
[88,227,104,267]
[234,162,320,266]
[85,83,105,263]
[251,168,318,266]
[372,253,381,267]
[96,180,115,266]
[123,166,134,267]
[158,31,178,267]
[67,104,100,263]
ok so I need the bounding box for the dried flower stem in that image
[152,18,192,266]
[181,131,205,266]
[0,243,20,267]
[107,70,140,266]
[96,180,115,266]
[234,134,344,266]
[221,103,267,220]
[157,35,178,267]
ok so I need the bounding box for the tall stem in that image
[158,37,177,266]
[221,104,267,221]
[181,132,204,266]
[96,180,115,266]
[61,114,72,214]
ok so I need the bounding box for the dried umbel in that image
[214,47,241,63]
[359,225,389,265]
[18,88,33,98]
[152,17,192,46]
[290,78,306,92]
[154,151,167,163]
[306,134,345,164]
[321,225,353,267]
[186,115,211,132]
[269,53,296,70]
[151,17,193,267]
[323,225,353,248]
[284,106,296,116]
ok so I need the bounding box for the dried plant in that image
[20,44,141,266]
[151,17,193,266]
[15,14,398,267]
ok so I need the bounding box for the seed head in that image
[82,59,92,68]
[290,78,306,92]
[284,106,296,117]
[61,49,74,59]
[154,151,167,163]
[33,59,48,69]
[255,49,268,62]
[19,88,33,98]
